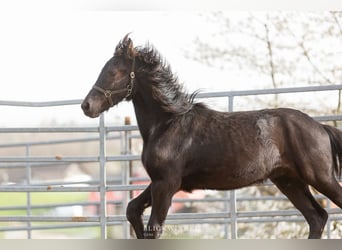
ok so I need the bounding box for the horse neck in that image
[132,83,173,143]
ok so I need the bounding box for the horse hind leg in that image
[309,174,342,211]
[271,176,328,239]
[302,150,342,213]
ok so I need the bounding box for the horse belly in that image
[181,143,281,192]
[181,162,268,192]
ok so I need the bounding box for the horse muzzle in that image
[81,97,104,118]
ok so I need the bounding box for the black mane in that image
[136,44,200,115]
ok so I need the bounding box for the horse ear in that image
[125,37,136,59]
[122,33,131,44]
[115,34,136,58]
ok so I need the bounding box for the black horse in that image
[82,34,342,239]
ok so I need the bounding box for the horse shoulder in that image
[141,121,189,179]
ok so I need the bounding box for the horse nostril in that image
[81,101,90,111]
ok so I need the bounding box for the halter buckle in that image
[104,90,112,98]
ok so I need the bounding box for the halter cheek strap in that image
[92,57,136,107]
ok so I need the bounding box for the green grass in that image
[0,192,88,216]
[0,192,92,238]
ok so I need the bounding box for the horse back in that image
[142,106,331,191]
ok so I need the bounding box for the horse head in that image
[81,34,137,118]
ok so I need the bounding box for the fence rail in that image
[1,84,342,239]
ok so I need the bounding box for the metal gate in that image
[0,84,342,239]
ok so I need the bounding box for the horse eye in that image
[105,69,115,77]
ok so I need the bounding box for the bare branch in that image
[331,11,342,37]
[298,41,333,84]
[264,23,277,88]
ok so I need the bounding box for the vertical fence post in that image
[99,114,107,239]
[122,117,131,238]
[228,95,237,239]
[326,198,331,239]
[25,144,32,239]
[223,191,229,238]
[229,190,237,239]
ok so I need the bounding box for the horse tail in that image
[323,124,342,179]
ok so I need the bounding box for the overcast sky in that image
[0,1,341,126]
[0,11,257,126]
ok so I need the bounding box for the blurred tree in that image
[184,13,342,239]
[186,12,342,111]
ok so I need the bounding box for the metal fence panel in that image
[0,84,342,239]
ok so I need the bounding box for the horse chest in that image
[141,143,183,180]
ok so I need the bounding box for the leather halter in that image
[92,57,135,107]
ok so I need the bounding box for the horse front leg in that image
[126,184,152,239]
[144,180,180,239]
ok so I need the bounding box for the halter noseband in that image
[92,57,136,107]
